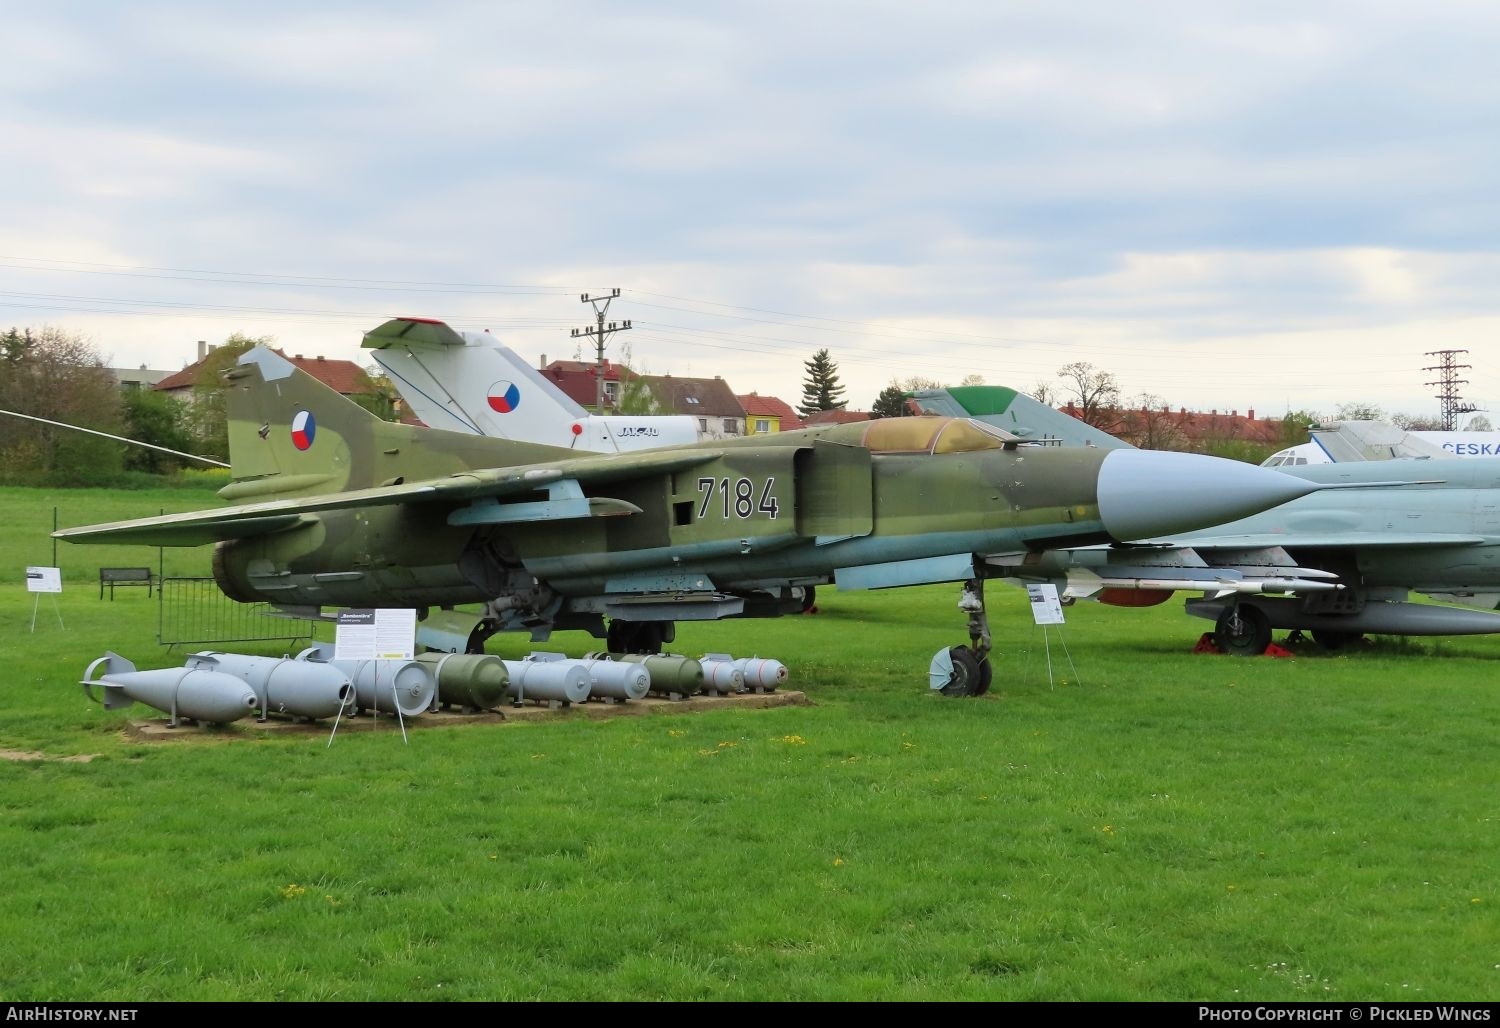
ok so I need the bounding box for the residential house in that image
[736,392,802,434]
[800,408,872,428]
[538,358,634,412]
[640,374,747,439]
[155,341,374,403]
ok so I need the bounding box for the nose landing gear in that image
[929,578,993,697]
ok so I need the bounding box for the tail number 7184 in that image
[697,477,780,520]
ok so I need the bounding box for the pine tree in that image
[798,349,846,416]
[871,385,910,419]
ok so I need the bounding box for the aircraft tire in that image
[975,656,993,696]
[1214,604,1272,656]
[606,619,667,655]
[1312,629,1363,651]
[940,646,985,697]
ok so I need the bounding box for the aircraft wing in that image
[56,448,726,547]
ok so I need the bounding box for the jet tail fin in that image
[910,386,1133,450]
[220,347,385,497]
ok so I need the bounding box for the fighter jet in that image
[362,317,699,452]
[54,348,1318,693]
[916,384,1500,654]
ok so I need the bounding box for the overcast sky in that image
[4,2,1499,422]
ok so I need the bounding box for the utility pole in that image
[1424,349,1479,430]
[570,289,631,412]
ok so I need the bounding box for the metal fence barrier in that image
[157,577,324,649]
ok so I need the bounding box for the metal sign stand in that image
[26,567,63,632]
[1026,583,1082,689]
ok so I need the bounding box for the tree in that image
[1031,381,1056,406]
[1333,401,1385,422]
[613,341,666,415]
[1056,361,1121,432]
[0,325,124,482]
[957,373,985,387]
[798,349,846,416]
[185,333,270,461]
[871,385,911,419]
[1465,414,1493,431]
[1391,412,1446,431]
[1276,410,1321,450]
[1117,393,1188,450]
[120,388,194,473]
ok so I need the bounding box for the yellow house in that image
[737,392,802,435]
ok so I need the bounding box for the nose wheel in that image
[929,578,993,696]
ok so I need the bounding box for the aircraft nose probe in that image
[1095,449,1321,542]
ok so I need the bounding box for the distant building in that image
[155,341,373,402]
[109,365,172,391]
[800,408,872,427]
[539,358,635,411]
[1060,403,1282,449]
[736,392,802,434]
[640,374,746,439]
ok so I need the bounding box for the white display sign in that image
[25,566,62,594]
[334,608,416,661]
[1026,583,1066,626]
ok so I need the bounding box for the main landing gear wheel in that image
[1214,604,1272,656]
[1312,629,1364,651]
[930,645,987,697]
[606,619,670,655]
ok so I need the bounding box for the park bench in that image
[99,567,154,600]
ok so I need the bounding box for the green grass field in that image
[2,486,1497,1001]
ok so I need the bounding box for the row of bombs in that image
[80,643,789,727]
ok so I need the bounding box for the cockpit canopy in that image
[825,416,1017,454]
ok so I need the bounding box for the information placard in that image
[334,608,416,661]
[25,566,62,594]
[1026,583,1066,626]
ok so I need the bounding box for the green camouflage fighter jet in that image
[55,347,1318,694]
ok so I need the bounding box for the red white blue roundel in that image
[291,410,316,451]
[487,380,521,414]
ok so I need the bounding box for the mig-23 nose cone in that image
[1096,449,1318,542]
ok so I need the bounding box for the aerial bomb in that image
[695,656,747,695]
[588,652,704,699]
[502,656,591,706]
[416,652,509,711]
[186,651,351,721]
[296,644,435,717]
[82,652,259,726]
[537,652,649,701]
[726,655,787,692]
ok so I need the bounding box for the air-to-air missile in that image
[81,652,259,726]
[184,651,352,721]
[414,652,509,712]
[502,656,592,706]
[55,343,1325,694]
[295,644,435,717]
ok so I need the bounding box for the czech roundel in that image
[291,410,316,451]
[487,380,521,414]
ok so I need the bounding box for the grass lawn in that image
[1,486,1497,1001]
